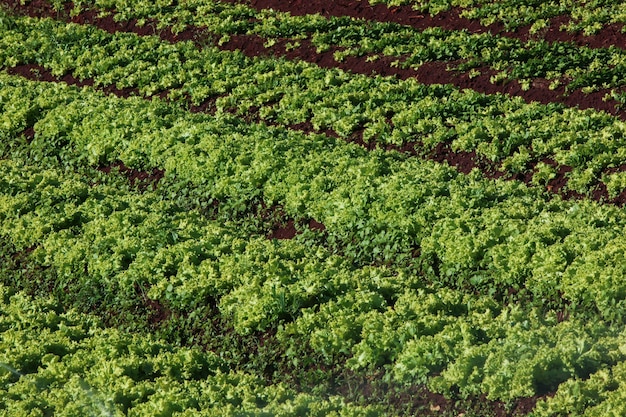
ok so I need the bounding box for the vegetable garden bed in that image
[2,1,626,416]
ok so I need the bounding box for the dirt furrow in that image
[234,0,626,50]
[4,0,625,118]
[5,1,626,208]
[219,34,626,119]
[8,60,626,208]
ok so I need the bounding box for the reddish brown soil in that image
[414,61,625,118]
[97,161,165,191]
[7,58,626,207]
[234,0,626,50]
[239,0,504,34]
[221,35,626,119]
[252,202,326,239]
[133,282,172,325]
[5,0,626,119]
[20,126,35,141]
[6,62,139,97]
[0,3,585,408]
[514,15,626,49]
[267,218,327,239]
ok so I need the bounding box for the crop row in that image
[8,0,626,119]
[8,70,626,411]
[363,0,626,35]
[5,2,626,414]
[0,284,380,416]
[59,0,626,45]
[18,0,626,98]
[4,10,626,202]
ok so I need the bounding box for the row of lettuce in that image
[367,0,625,35]
[25,0,626,98]
[3,68,626,414]
[3,10,626,200]
[45,0,626,35]
[3,3,626,415]
[0,284,380,416]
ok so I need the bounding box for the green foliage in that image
[367,0,626,36]
[4,9,626,199]
[30,0,626,96]
[3,2,626,413]
[0,285,380,416]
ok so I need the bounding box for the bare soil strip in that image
[219,34,626,119]
[0,4,583,414]
[5,0,626,207]
[233,0,626,50]
[6,58,626,208]
[4,0,625,117]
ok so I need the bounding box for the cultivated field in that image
[2,1,626,415]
